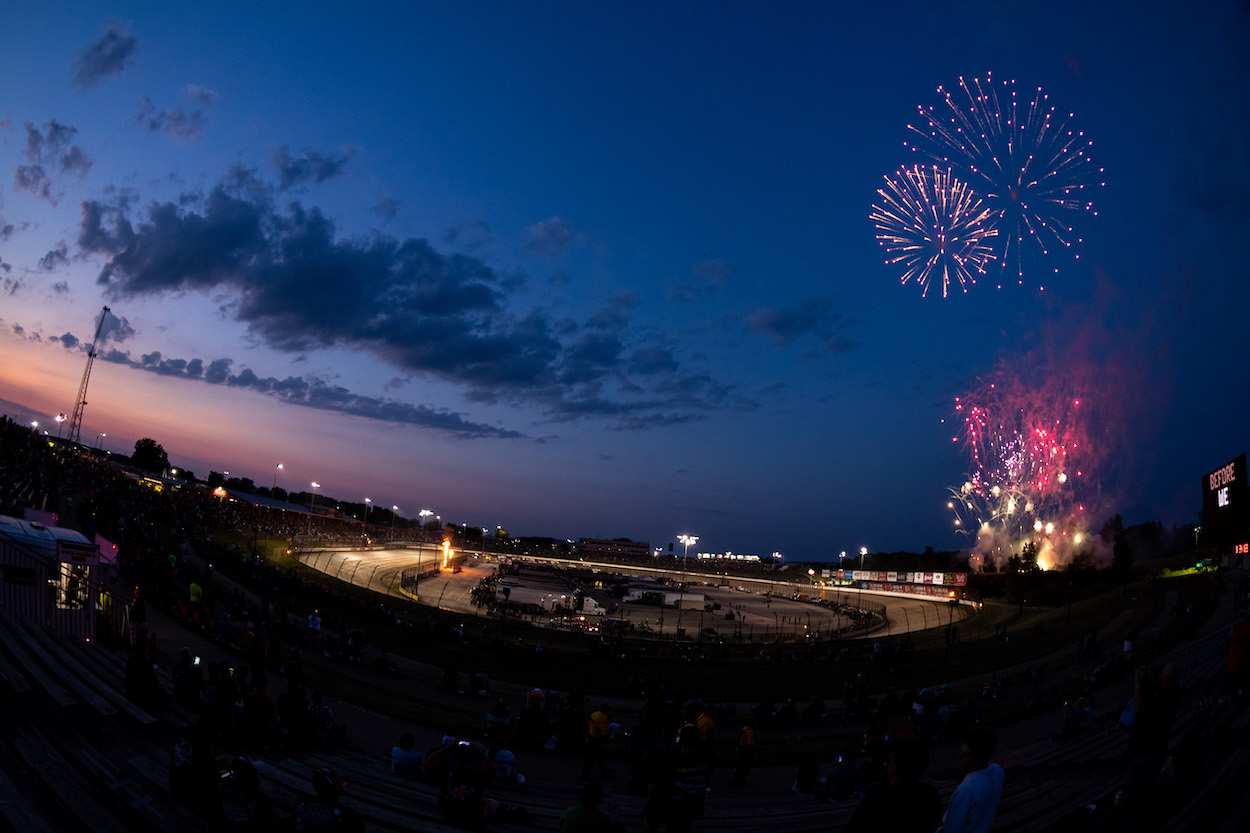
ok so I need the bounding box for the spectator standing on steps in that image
[1226,607,1250,698]
[730,716,756,788]
[581,702,614,780]
[1120,663,1181,820]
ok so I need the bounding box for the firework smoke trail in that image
[949,372,1099,569]
[904,72,1104,287]
[870,164,998,298]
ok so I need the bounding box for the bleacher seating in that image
[2,574,1249,833]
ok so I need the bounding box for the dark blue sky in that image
[1,1,1246,561]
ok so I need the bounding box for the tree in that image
[1113,535,1134,579]
[132,438,169,473]
[1020,541,1039,572]
[226,476,257,493]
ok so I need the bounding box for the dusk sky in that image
[2,2,1247,562]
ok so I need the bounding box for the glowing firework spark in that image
[904,72,1104,286]
[949,371,1100,569]
[870,164,999,298]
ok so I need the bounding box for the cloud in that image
[586,293,638,332]
[184,83,220,105]
[272,146,353,190]
[524,216,579,257]
[443,220,493,251]
[99,313,135,344]
[78,200,136,255]
[499,270,527,292]
[669,259,731,303]
[59,145,92,176]
[374,196,400,220]
[39,243,69,271]
[73,22,137,89]
[15,121,93,202]
[134,96,209,141]
[78,172,740,429]
[745,299,858,353]
[628,347,680,375]
[62,340,525,438]
[560,332,624,384]
[14,166,52,201]
[205,358,232,384]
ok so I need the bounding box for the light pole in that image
[273,462,283,491]
[54,414,67,439]
[363,498,372,544]
[391,505,399,531]
[308,482,320,534]
[677,534,698,636]
[858,546,868,624]
[419,509,433,534]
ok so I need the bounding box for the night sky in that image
[1,2,1247,562]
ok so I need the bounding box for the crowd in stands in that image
[5,416,1250,831]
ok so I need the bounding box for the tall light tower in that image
[307,482,321,534]
[676,534,698,636]
[68,306,111,445]
[858,546,869,617]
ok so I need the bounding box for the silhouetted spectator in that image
[1226,607,1250,698]
[845,740,939,833]
[1120,663,1181,820]
[210,756,275,832]
[731,716,756,787]
[562,781,624,833]
[293,769,363,831]
[940,726,1004,833]
[581,703,614,780]
[642,725,708,833]
[391,732,424,778]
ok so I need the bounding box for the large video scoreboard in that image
[1202,453,1249,553]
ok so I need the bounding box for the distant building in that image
[577,537,651,560]
[695,551,763,563]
